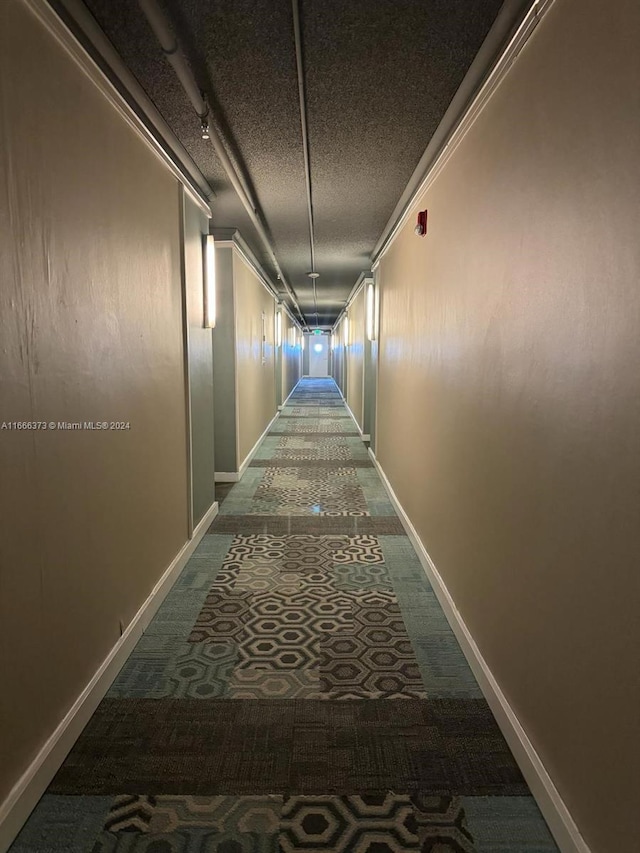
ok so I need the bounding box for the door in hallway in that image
[309,334,329,376]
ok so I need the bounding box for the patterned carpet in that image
[11,379,558,852]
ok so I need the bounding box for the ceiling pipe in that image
[137,0,307,328]
[138,0,206,118]
[291,0,318,327]
[51,0,214,210]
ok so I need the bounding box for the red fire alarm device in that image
[414,210,428,236]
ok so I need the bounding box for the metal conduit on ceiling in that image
[291,0,319,328]
[137,0,307,328]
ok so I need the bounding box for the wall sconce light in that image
[275,311,282,347]
[343,317,349,347]
[203,234,216,328]
[301,334,305,351]
[366,282,375,341]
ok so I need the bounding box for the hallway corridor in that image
[11,379,557,852]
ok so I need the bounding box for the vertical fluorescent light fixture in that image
[203,234,216,328]
[301,334,305,351]
[343,317,349,347]
[275,311,282,347]
[366,283,375,341]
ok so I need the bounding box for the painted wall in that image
[331,322,346,397]
[212,246,238,474]
[375,0,640,848]
[0,0,189,812]
[363,333,376,445]
[346,288,365,431]
[302,334,310,376]
[182,194,215,525]
[234,252,277,465]
[282,312,302,402]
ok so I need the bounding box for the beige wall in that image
[375,0,640,849]
[331,319,346,396]
[212,245,238,474]
[234,253,277,464]
[345,287,365,431]
[0,0,190,812]
[282,312,302,402]
[183,194,215,525]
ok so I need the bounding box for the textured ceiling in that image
[80,0,505,326]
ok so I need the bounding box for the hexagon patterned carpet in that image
[11,379,558,852]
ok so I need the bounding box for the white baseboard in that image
[368,447,590,853]
[0,500,219,853]
[214,409,281,484]
[238,410,279,475]
[343,399,366,438]
[214,472,239,483]
[281,377,303,407]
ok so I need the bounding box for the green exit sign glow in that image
[312,329,322,335]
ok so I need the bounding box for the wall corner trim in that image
[214,231,298,319]
[214,472,240,483]
[0,500,219,853]
[343,399,365,438]
[368,450,591,853]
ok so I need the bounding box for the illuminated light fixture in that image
[301,335,305,351]
[275,311,282,347]
[307,271,320,279]
[201,119,210,140]
[203,234,216,328]
[366,282,375,341]
[343,317,349,346]
[313,342,323,353]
